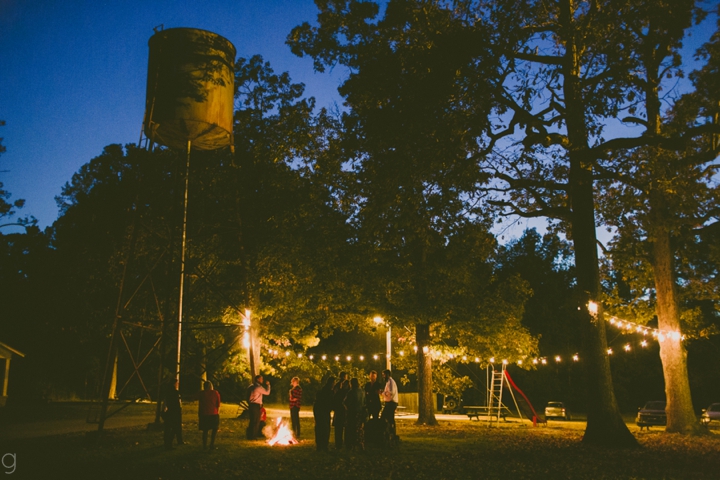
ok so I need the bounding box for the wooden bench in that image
[463,406,508,421]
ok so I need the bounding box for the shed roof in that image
[0,341,25,359]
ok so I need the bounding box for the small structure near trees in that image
[0,341,24,407]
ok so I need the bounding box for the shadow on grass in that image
[2,417,719,479]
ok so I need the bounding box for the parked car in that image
[636,401,667,429]
[442,395,462,413]
[544,401,571,420]
[701,403,720,425]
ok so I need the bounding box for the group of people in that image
[161,368,398,452]
[313,369,398,452]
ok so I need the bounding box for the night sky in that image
[0,0,716,232]
[0,0,344,230]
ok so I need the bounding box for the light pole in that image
[374,316,391,371]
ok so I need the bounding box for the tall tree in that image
[596,2,719,434]
[0,120,26,225]
[289,0,534,425]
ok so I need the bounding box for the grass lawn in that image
[2,414,720,479]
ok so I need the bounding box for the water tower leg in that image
[176,140,191,386]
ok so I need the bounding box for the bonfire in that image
[267,417,299,446]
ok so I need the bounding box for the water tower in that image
[143,27,236,151]
[143,27,236,385]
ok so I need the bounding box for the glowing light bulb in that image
[475,357,480,363]
[321,355,327,361]
[641,340,647,347]
[572,354,579,362]
[624,344,631,352]
[489,357,495,363]
[587,301,598,316]
[555,356,561,363]
[658,333,665,342]
[414,345,418,352]
[541,358,547,365]
[346,355,352,361]
[462,356,468,361]
[422,346,429,354]
[532,359,538,365]
[607,348,613,355]
[373,354,378,360]
[285,351,290,357]
[502,359,508,365]
[517,360,523,365]
[309,355,314,360]
[298,353,303,358]
[670,331,681,341]
[399,351,404,357]
[334,356,340,361]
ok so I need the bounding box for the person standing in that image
[344,378,366,451]
[364,370,383,420]
[162,379,185,449]
[332,372,349,449]
[198,381,221,450]
[313,376,335,451]
[247,375,271,440]
[289,376,303,439]
[381,369,398,436]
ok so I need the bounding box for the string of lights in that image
[262,337,654,367]
[255,303,673,367]
[589,301,685,342]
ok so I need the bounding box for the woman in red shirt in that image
[198,381,221,449]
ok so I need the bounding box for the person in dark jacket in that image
[344,377,366,451]
[162,379,185,449]
[364,370,383,420]
[313,376,335,451]
[332,372,350,449]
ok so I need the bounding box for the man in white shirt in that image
[381,369,398,435]
[247,375,271,439]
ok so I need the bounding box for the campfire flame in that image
[267,417,299,446]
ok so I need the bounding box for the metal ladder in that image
[487,363,505,426]
[486,363,525,426]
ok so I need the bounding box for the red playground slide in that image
[503,369,543,426]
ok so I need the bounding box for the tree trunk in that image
[559,0,637,448]
[200,346,208,390]
[415,322,438,426]
[650,224,703,434]
[569,158,637,448]
[249,325,261,378]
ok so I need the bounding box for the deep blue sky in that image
[0,0,345,230]
[0,0,717,233]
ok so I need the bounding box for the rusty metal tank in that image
[144,28,236,151]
